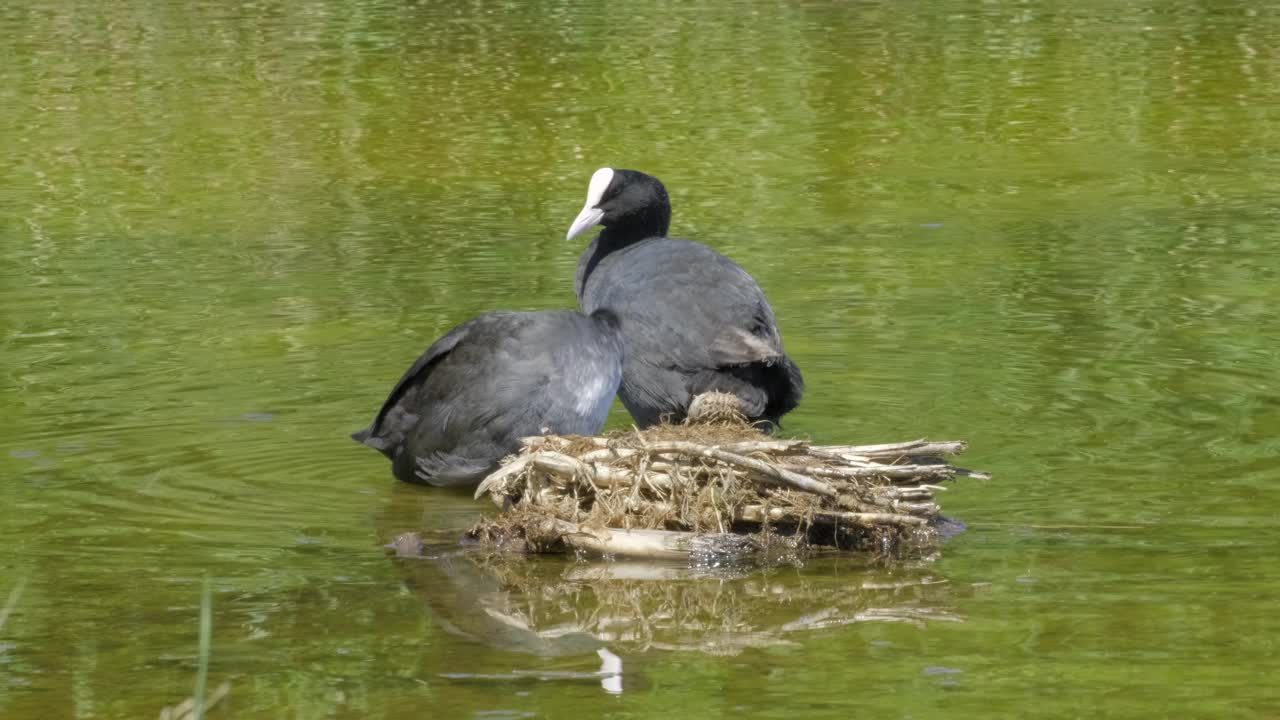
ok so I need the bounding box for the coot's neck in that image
[576,207,671,300]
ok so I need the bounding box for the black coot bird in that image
[352,310,624,487]
[566,167,803,430]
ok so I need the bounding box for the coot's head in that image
[565,168,672,241]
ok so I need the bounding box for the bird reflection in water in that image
[384,524,960,695]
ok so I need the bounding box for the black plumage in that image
[352,309,623,487]
[566,168,803,429]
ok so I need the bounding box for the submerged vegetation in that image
[158,580,230,720]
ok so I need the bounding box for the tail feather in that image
[351,426,392,455]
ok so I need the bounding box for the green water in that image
[3,0,1279,716]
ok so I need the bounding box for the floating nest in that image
[468,393,988,564]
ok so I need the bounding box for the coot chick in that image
[566,167,803,430]
[352,309,624,487]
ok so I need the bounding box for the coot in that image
[566,168,803,429]
[352,309,623,486]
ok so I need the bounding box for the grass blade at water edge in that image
[0,579,27,632]
[194,577,212,720]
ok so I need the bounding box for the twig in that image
[540,518,752,561]
[739,505,927,527]
[783,463,955,482]
[158,682,231,720]
[813,439,968,458]
[528,451,673,490]
[718,440,811,455]
[579,447,638,463]
[474,454,533,500]
[643,441,837,498]
[521,435,607,449]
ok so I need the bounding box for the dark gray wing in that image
[579,238,801,425]
[396,310,622,486]
[581,239,786,370]
[350,319,476,452]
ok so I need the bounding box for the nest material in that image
[468,392,988,563]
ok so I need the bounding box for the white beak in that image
[565,167,615,241]
[566,206,604,241]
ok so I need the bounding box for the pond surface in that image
[3,0,1279,717]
